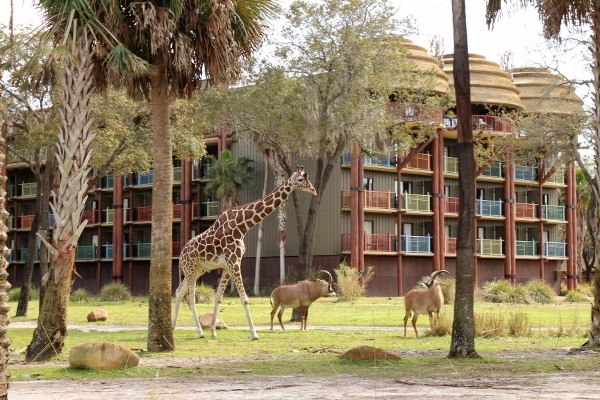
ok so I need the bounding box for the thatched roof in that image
[403,40,449,95]
[512,67,582,115]
[442,54,524,111]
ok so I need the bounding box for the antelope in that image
[270,270,335,331]
[403,270,449,337]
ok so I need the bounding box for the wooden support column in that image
[566,162,577,290]
[350,150,360,270]
[112,174,124,285]
[431,131,444,271]
[538,167,545,281]
[357,155,365,275]
[396,165,403,296]
[180,160,192,246]
[503,154,516,284]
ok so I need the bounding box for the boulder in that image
[69,342,139,371]
[199,313,228,329]
[339,345,401,361]
[87,309,108,322]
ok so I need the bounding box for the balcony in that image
[476,199,503,217]
[136,171,154,186]
[136,242,151,258]
[542,205,565,221]
[19,215,34,229]
[81,209,100,224]
[101,243,129,259]
[135,205,152,222]
[516,239,538,256]
[6,216,13,230]
[445,237,456,254]
[101,174,114,189]
[480,161,503,178]
[7,184,14,198]
[446,197,459,213]
[172,241,181,257]
[173,204,182,219]
[477,238,504,256]
[173,167,182,183]
[515,165,538,182]
[202,201,219,218]
[445,115,515,133]
[546,167,565,184]
[545,241,567,258]
[444,156,458,174]
[341,190,396,210]
[104,207,131,223]
[401,192,431,212]
[403,153,431,171]
[387,102,443,124]
[20,182,37,198]
[341,233,397,252]
[76,244,98,260]
[18,247,40,262]
[515,203,537,219]
[402,234,433,254]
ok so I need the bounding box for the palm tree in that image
[110,0,277,352]
[204,150,255,211]
[448,0,480,359]
[486,0,600,349]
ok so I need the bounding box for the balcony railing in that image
[104,207,130,223]
[173,167,182,183]
[81,209,99,224]
[402,234,433,254]
[403,153,431,171]
[401,192,431,212]
[481,161,503,178]
[19,215,34,229]
[173,204,182,219]
[20,182,37,198]
[515,203,537,219]
[516,239,538,256]
[202,201,219,218]
[76,244,98,260]
[341,190,396,209]
[446,197,459,213]
[477,238,504,256]
[341,152,397,168]
[101,243,129,259]
[135,205,152,221]
[6,216,13,230]
[18,247,40,262]
[546,167,565,184]
[340,233,397,253]
[7,184,14,198]
[445,237,457,254]
[476,199,503,217]
[515,165,538,182]
[172,241,181,257]
[542,205,565,221]
[136,171,154,186]
[545,241,567,257]
[444,115,515,133]
[444,156,458,174]
[136,242,151,258]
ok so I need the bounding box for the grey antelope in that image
[270,270,335,331]
[403,270,449,337]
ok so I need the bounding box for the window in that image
[363,178,373,191]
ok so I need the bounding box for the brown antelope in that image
[403,270,449,337]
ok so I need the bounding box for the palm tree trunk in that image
[147,62,175,352]
[26,28,94,362]
[448,0,479,359]
[253,155,269,296]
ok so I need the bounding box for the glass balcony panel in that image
[401,234,432,253]
[476,199,503,217]
[476,238,504,256]
[542,205,565,221]
[516,240,538,256]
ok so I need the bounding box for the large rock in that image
[200,313,228,329]
[69,342,139,371]
[87,309,108,322]
[339,345,401,361]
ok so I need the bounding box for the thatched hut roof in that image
[403,40,449,95]
[511,67,582,115]
[442,54,524,111]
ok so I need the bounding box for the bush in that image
[475,310,505,338]
[8,286,39,302]
[506,284,532,304]
[425,310,452,337]
[481,279,511,303]
[526,279,556,304]
[195,283,215,303]
[577,282,594,298]
[564,290,590,303]
[508,311,531,336]
[441,278,455,305]
[333,262,374,301]
[100,282,132,301]
[71,288,88,303]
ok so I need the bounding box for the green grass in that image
[7,295,596,383]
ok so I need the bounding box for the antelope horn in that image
[316,269,333,284]
[427,269,449,286]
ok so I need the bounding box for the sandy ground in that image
[8,323,600,399]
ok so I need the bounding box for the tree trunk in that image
[147,62,175,352]
[448,0,480,359]
[253,155,269,296]
[0,85,11,400]
[26,28,94,362]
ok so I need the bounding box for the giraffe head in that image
[291,165,317,196]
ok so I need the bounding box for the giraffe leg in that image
[210,271,231,339]
[231,267,259,340]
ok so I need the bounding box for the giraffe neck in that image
[234,180,294,234]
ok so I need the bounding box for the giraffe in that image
[173,165,317,340]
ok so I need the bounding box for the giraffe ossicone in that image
[173,165,317,340]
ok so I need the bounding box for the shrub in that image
[195,283,215,303]
[71,288,88,303]
[8,286,39,302]
[475,310,505,337]
[441,277,455,304]
[577,282,594,298]
[481,279,511,303]
[526,279,555,304]
[333,262,374,301]
[425,310,452,337]
[100,282,132,301]
[564,290,590,303]
[506,284,532,304]
[508,311,531,336]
